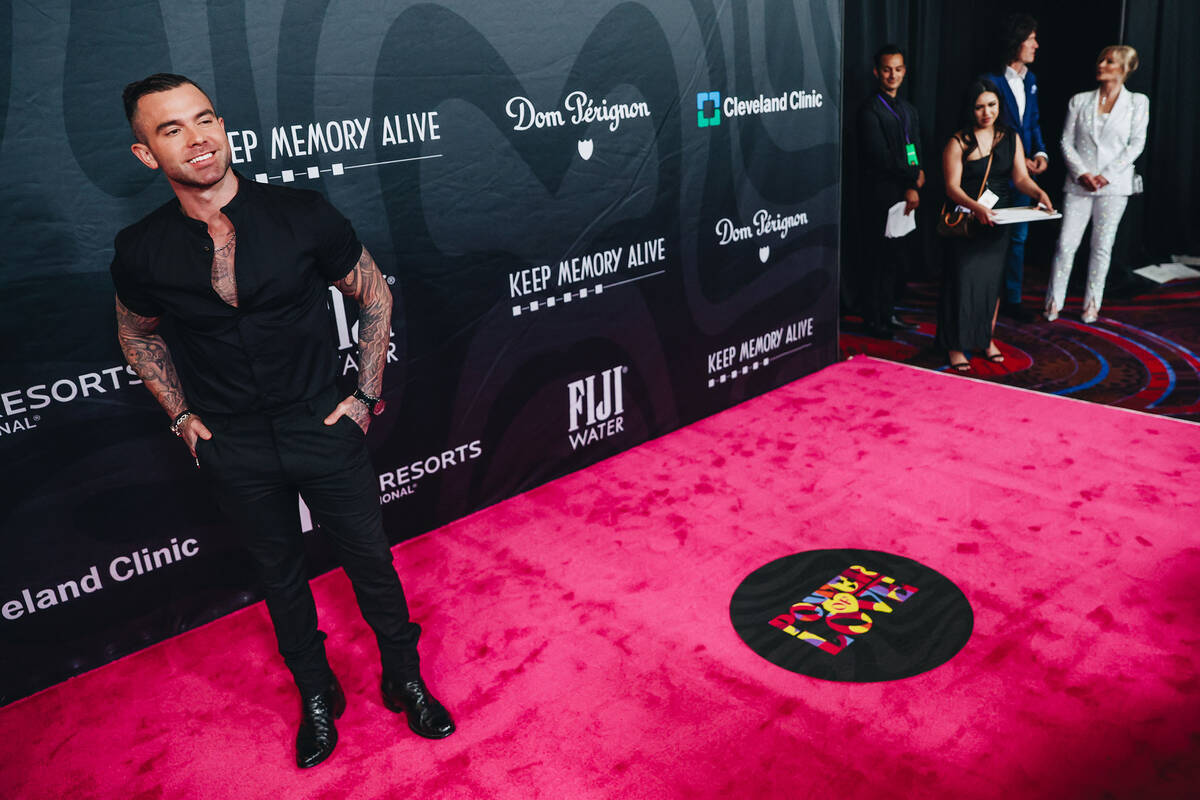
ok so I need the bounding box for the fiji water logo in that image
[769,564,918,655]
[567,366,627,450]
[696,91,721,127]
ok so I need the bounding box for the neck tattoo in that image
[214,232,236,256]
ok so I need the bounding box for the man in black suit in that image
[856,45,924,340]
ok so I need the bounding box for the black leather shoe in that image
[296,677,346,769]
[888,314,919,330]
[1000,302,1036,323]
[382,676,455,739]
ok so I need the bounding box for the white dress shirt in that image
[1004,65,1047,161]
[1004,65,1027,121]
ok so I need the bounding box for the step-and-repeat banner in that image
[0,0,842,704]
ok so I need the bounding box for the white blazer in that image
[1060,87,1149,197]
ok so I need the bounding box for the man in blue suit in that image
[982,13,1048,323]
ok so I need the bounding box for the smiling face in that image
[873,53,906,95]
[129,84,230,190]
[973,91,1000,129]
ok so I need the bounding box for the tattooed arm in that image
[324,246,393,432]
[115,295,211,455]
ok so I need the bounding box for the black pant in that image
[195,385,420,697]
[863,228,909,328]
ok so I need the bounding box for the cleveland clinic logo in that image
[567,366,626,450]
[696,91,721,127]
[695,87,824,129]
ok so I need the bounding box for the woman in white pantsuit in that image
[1045,45,1149,323]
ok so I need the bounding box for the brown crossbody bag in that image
[937,145,995,238]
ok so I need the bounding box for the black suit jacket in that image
[856,93,923,214]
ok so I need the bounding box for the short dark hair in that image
[874,44,905,69]
[999,13,1037,65]
[122,73,213,139]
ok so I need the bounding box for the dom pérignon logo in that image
[567,366,627,451]
[730,549,973,682]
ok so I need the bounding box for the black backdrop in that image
[7,0,1193,709]
[0,1,843,704]
[841,0,1199,310]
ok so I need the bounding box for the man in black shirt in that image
[111,73,454,768]
[856,45,925,339]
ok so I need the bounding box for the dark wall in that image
[842,0,1192,303]
[1125,0,1200,262]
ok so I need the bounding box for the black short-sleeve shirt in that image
[111,173,362,414]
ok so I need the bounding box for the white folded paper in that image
[1134,263,1200,283]
[884,201,917,239]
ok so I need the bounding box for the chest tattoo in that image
[211,231,238,307]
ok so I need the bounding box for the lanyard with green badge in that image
[877,94,918,166]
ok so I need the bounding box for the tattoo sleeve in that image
[333,246,393,396]
[115,296,189,419]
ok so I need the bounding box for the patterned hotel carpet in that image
[840,276,1200,422]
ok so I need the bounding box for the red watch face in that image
[371,398,386,416]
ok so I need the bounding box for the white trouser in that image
[1045,192,1129,315]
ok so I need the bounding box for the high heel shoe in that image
[1081,301,1099,324]
[1043,304,1059,322]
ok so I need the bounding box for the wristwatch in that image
[352,388,386,416]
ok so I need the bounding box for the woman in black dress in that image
[937,80,1053,372]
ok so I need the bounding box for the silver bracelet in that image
[170,410,193,437]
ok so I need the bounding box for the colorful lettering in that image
[769,565,919,655]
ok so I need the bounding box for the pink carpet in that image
[4,357,1199,799]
